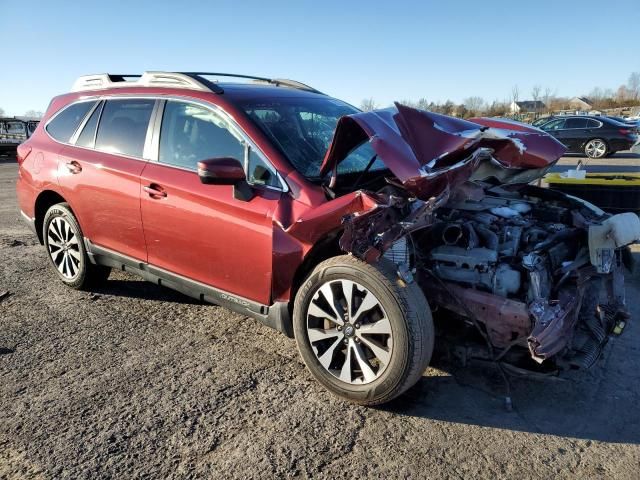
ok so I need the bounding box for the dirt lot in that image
[1,159,639,479]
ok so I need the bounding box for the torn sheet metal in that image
[428,281,531,347]
[319,103,567,200]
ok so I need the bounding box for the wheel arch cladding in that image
[34,190,68,244]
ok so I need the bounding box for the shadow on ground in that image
[93,274,640,445]
[92,277,202,305]
[380,350,639,445]
[385,258,640,445]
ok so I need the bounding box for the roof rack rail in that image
[71,71,324,95]
[71,72,211,92]
[181,72,324,95]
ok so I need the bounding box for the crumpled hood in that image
[320,103,567,198]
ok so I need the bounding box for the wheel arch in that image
[34,190,70,244]
[287,231,344,319]
[581,137,609,155]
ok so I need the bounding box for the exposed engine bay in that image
[316,104,639,373]
[340,181,639,372]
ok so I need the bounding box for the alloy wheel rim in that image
[306,279,393,385]
[47,217,82,280]
[586,140,606,158]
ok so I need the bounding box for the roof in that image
[515,100,546,109]
[71,71,325,97]
[215,82,328,102]
[570,96,592,105]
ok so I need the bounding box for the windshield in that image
[240,96,385,180]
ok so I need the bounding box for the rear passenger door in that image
[57,98,156,260]
[139,99,283,305]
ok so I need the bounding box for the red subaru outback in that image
[16,72,639,405]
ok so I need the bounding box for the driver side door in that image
[139,99,284,305]
[541,118,568,147]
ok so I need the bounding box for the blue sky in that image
[1,0,639,115]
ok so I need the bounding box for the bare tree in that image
[0,106,4,117]
[24,110,43,119]
[616,85,630,102]
[588,87,604,108]
[441,100,455,116]
[415,98,429,110]
[456,104,468,118]
[510,85,519,115]
[531,85,542,114]
[463,96,485,116]
[541,87,553,113]
[628,72,640,100]
[487,100,507,117]
[360,98,377,112]
[398,99,417,108]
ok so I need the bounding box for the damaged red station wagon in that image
[16,72,640,405]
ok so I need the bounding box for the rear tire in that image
[43,203,111,290]
[293,255,434,405]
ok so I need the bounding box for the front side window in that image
[542,118,566,131]
[158,101,281,189]
[247,148,279,187]
[95,99,155,157]
[159,101,244,170]
[46,101,96,142]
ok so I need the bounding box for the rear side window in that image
[586,119,601,128]
[564,118,588,129]
[46,101,96,142]
[75,101,103,148]
[95,99,155,157]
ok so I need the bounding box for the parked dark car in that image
[540,115,638,158]
[607,116,636,125]
[15,71,640,404]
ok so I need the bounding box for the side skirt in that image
[84,239,293,337]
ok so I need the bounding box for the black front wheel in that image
[43,203,111,289]
[293,255,434,405]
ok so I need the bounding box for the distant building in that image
[509,100,546,114]
[568,97,593,110]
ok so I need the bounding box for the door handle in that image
[143,184,167,198]
[65,160,82,174]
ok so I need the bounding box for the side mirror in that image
[197,157,253,201]
[197,157,246,185]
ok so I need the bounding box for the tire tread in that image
[293,254,434,406]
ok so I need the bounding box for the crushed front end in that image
[341,181,638,372]
[324,104,639,372]
[413,184,637,370]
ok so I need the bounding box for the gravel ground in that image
[1,159,639,479]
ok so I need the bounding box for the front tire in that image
[293,255,434,405]
[584,138,608,159]
[43,203,110,289]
